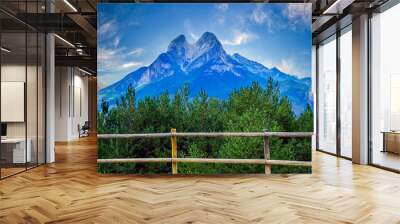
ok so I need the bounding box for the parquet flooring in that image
[1,136,400,223]
[0,167,26,177]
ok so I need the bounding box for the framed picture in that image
[97,3,313,174]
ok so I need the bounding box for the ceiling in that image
[0,0,389,75]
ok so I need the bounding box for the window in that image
[0,1,47,179]
[317,36,337,154]
[339,27,352,158]
[370,3,400,171]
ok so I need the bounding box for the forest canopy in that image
[97,79,313,174]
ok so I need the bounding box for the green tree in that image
[97,80,313,174]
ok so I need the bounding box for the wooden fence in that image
[97,129,313,174]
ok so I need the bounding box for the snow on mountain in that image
[98,32,312,115]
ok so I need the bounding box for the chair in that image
[78,121,90,138]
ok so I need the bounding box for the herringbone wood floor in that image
[1,137,400,224]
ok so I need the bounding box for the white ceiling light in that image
[63,0,78,12]
[54,34,75,48]
[78,67,93,76]
[1,47,11,53]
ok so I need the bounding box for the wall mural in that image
[97,3,313,174]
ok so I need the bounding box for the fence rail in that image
[98,132,312,139]
[97,158,311,166]
[97,130,313,174]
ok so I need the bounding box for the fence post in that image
[263,131,271,174]
[171,128,178,174]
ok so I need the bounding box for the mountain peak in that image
[167,34,188,52]
[196,32,220,46]
[165,31,227,70]
[193,31,225,61]
[172,34,187,43]
[199,32,217,40]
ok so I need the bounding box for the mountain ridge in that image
[98,32,312,115]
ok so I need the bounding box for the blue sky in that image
[98,3,312,88]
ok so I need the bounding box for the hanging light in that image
[54,34,75,48]
[1,47,11,53]
[63,0,78,12]
[78,67,93,76]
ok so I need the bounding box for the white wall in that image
[1,63,46,164]
[1,65,26,81]
[1,65,41,138]
[1,65,26,139]
[55,67,69,141]
[55,67,89,141]
[1,82,25,122]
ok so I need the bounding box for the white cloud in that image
[184,19,198,41]
[278,59,295,74]
[249,4,310,33]
[113,37,120,47]
[284,4,311,24]
[276,58,308,77]
[213,4,230,25]
[222,31,257,46]
[98,47,118,61]
[122,62,143,69]
[263,59,276,69]
[98,47,144,64]
[235,14,247,28]
[128,48,144,57]
[250,5,281,33]
[215,3,229,13]
[98,47,145,85]
[98,19,117,38]
[251,5,267,24]
[216,16,226,25]
[283,4,311,31]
